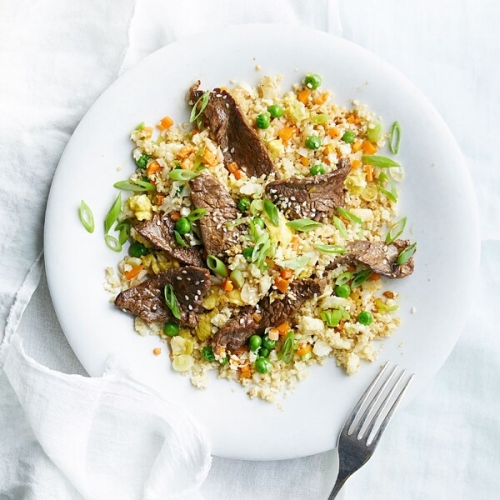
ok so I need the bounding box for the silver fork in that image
[328,362,414,499]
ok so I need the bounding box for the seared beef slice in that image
[265,158,351,221]
[115,266,211,327]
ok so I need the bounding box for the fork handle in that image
[327,472,349,499]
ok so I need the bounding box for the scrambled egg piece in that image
[128,194,152,221]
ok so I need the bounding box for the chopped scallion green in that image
[277,256,311,270]
[278,330,295,363]
[385,217,407,244]
[335,272,353,286]
[337,207,363,225]
[163,284,181,320]
[174,230,189,248]
[104,193,122,234]
[190,91,210,123]
[187,208,207,222]
[321,310,342,327]
[169,169,199,182]
[207,255,228,277]
[104,234,122,252]
[333,216,348,238]
[351,269,373,288]
[113,179,155,192]
[397,242,417,265]
[79,200,95,233]
[361,155,400,168]
[264,199,279,226]
[314,244,347,255]
[389,121,401,154]
[286,218,323,232]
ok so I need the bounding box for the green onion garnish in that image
[277,256,311,270]
[366,121,384,143]
[278,330,295,364]
[286,218,323,232]
[264,199,279,226]
[321,310,342,327]
[385,217,407,244]
[351,269,373,288]
[104,234,122,252]
[397,242,417,265]
[230,268,245,289]
[164,284,181,320]
[389,121,401,154]
[206,255,228,277]
[251,232,272,269]
[375,299,399,313]
[135,122,145,130]
[136,154,151,169]
[115,219,130,245]
[113,179,155,192]
[311,113,329,125]
[336,207,363,225]
[193,147,205,170]
[78,200,95,233]
[377,172,398,203]
[190,91,210,123]
[169,169,199,182]
[361,155,400,168]
[187,208,207,222]
[335,272,353,286]
[174,230,189,248]
[249,199,264,216]
[104,193,122,234]
[314,244,347,255]
[333,216,348,238]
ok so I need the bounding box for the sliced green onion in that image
[377,172,398,203]
[207,255,228,277]
[264,199,279,226]
[174,230,189,248]
[335,272,353,286]
[397,242,417,265]
[277,256,311,270]
[375,299,399,313]
[169,169,199,182]
[225,217,246,229]
[113,179,155,192]
[278,330,295,363]
[104,234,122,252]
[389,121,401,154]
[311,113,329,125]
[136,154,151,169]
[361,155,400,168]
[385,217,407,244]
[250,199,264,216]
[187,208,207,222]
[115,219,131,245]
[366,121,383,143]
[164,284,181,320]
[193,147,205,170]
[286,218,323,232]
[252,232,272,269]
[79,200,95,233]
[104,193,122,234]
[135,122,145,130]
[337,207,363,225]
[351,269,373,288]
[190,91,210,123]
[333,216,348,238]
[314,244,347,255]
[230,268,245,289]
[321,310,342,327]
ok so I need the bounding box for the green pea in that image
[342,131,355,143]
[163,322,180,336]
[262,335,277,350]
[310,164,326,176]
[249,335,262,352]
[255,357,272,374]
[256,113,270,129]
[175,217,191,235]
[238,197,251,212]
[304,74,322,90]
[253,217,265,229]
[268,104,284,118]
[305,135,321,150]
[201,346,216,361]
[242,247,254,262]
[129,241,149,257]
[136,154,150,169]
[259,347,270,358]
[358,311,373,326]
[335,284,351,298]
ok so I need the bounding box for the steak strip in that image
[265,158,351,221]
[115,266,211,327]
[189,82,278,178]
[213,278,326,353]
[135,213,204,267]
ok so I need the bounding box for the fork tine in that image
[343,361,390,434]
[366,372,414,447]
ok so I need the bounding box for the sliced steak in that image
[115,266,211,327]
[190,174,240,256]
[135,213,204,267]
[189,82,278,178]
[265,158,351,221]
[213,278,326,353]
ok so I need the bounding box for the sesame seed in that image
[176,276,182,280]
[188,305,193,310]
[185,295,189,300]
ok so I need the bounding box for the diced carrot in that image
[190,129,199,136]
[337,321,345,332]
[297,88,311,104]
[347,114,356,123]
[125,265,144,281]
[222,278,234,292]
[233,169,244,180]
[300,157,310,167]
[158,116,174,130]
[327,127,340,138]
[323,157,331,165]
[362,140,378,155]
[351,159,361,170]
[278,127,296,142]
[347,264,356,273]
[178,146,192,159]
[156,194,165,206]
[227,162,239,174]
[368,272,380,281]
[146,160,161,177]
[313,92,329,105]
[239,364,252,379]
[252,312,262,323]
[275,277,289,294]
[339,215,350,225]
[170,211,181,222]
[352,139,363,153]
[153,347,162,356]
[276,322,290,335]
[280,268,293,280]
[296,344,312,356]
[364,164,374,182]
[202,149,217,167]
[291,236,300,251]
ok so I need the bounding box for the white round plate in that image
[45,25,479,461]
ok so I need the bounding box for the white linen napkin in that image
[0,1,344,499]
